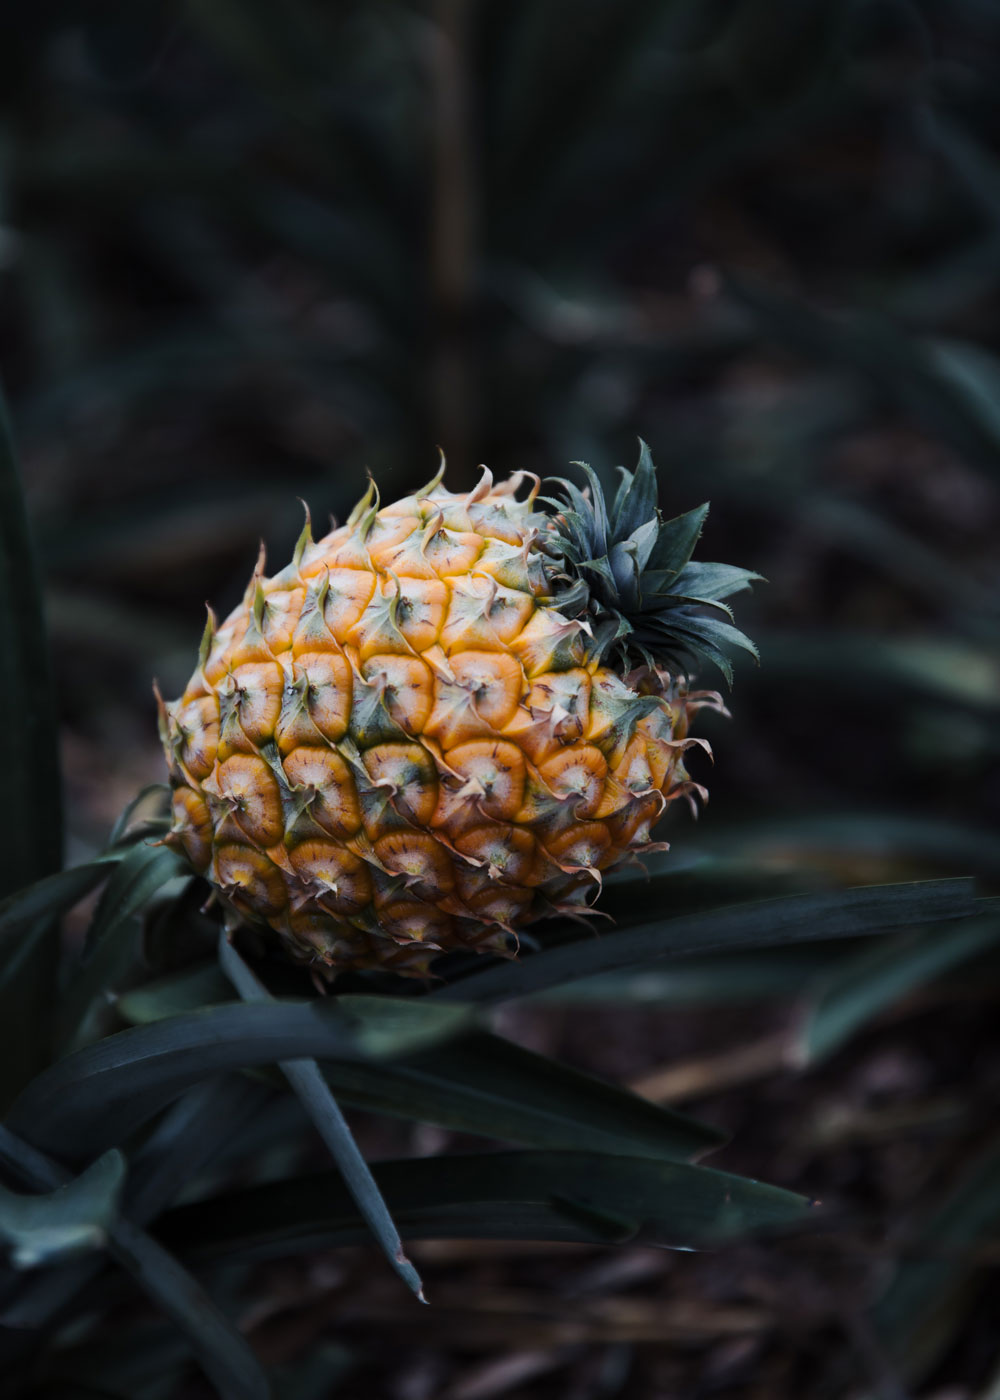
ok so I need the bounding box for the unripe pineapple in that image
[159,444,758,976]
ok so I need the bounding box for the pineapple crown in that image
[545,441,761,684]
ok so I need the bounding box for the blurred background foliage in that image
[2,0,1000,1396]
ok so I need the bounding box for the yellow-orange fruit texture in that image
[159,468,723,975]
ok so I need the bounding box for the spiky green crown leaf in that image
[546,441,761,684]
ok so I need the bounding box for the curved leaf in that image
[116,958,723,1161]
[432,880,984,1004]
[161,1150,814,1261]
[117,962,234,1022]
[0,861,114,1107]
[319,1031,724,1161]
[83,843,188,957]
[529,945,850,1005]
[109,1216,271,1400]
[0,862,111,949]
[107,784,171,849]
[798,913,1000,1065]
[58,845,190,1053]
[0,1149,124,1269]
[7,996,472,1159]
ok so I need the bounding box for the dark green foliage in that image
[160,1149,813,1261]
[0,836,992,1396]
[7,994,472,1160]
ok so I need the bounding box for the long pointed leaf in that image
[7,996,471,1159]
[58,845,189,1053]
[118,962,235,1022]
[114,962,723,1161]
[84,844,188,958]
[0,862,112,948]
[319,1031,724,1161]
[109,1216,272,1400]
[219,936,425,1301]
[798,913,1000,1064]
[0,861,114,1109]
[161,1150,813,1262]
[432,880,984,1004]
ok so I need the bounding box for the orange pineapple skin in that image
[160,472,719,975]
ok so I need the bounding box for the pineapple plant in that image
[0,399,986,1400]
[158,444,759,975]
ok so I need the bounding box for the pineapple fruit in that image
[159,445,758,975]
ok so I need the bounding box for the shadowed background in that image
[2,2,999,1397]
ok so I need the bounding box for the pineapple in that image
[159,444,758,975]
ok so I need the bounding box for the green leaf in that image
[653,610,760,667]
[530,945,852,1006]
[84,844,188,957]
[2,1076,272,1332]
[0,862,111,948]
[58,845,190,1053]
[0,382,62,899]
[219,936,425,1301]
[108,1216,272,1400]
[57,919,146,1058]
[670,560,764,603]
[126,1076,273,1226]
[333,994,475,1059]
[107,784,172,849]
[114,958,721,1160]
[160,1150,814,1262]
[432,880,984,1004]
[112,958,725,1160]
[0,1126,271,1400]
[0,861,113,1108]
[611,439,658,537]
[0,1149,124,1269]
[320,1030,724,1161]
[117,962,235,1023]
[646,502,708,577]
[798,914,1000,1065]
[7,995,471,1159]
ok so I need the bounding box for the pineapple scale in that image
[160,471,717,976]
